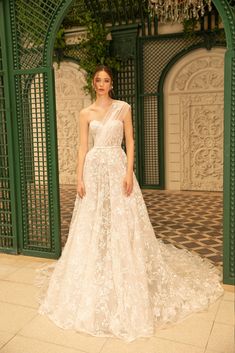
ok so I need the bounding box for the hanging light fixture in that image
[149,0,212,23]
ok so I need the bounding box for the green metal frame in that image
[0,0,73,259]
[213,0,235,285]
[0,1,18,253]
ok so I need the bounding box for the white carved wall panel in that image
[54,62,92,185]
[164,48,225,191]
[180,95,223,191]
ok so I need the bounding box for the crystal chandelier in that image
[149,0,212,23]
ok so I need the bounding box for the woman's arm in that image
[123,107,135,196]
[77,110,89,198]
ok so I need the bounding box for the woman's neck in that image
[95,96,113,107]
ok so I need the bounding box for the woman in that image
[37,65,223,342]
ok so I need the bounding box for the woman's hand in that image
[123,173,133,197]
[77,180,86,198]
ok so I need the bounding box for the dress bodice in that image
[89,119,124,147]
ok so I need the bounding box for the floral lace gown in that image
[37,100,223,342]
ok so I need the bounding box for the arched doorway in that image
[0,0,234,285]
[164,47,225,191]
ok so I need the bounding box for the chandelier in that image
[149,0,212,23]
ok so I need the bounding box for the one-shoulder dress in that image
[37,100,223,342]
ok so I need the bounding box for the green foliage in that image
[54,27,66,50]
[183,18,198,38]
[54,7,120,97]
[77,12,120,97]
[54,27,66,63]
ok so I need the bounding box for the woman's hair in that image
[92,65,115,98]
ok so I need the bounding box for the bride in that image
[37,65,224,342]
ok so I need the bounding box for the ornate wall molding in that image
[64,27,87,45]
[173,54,225,92]
[180,94,224,191]
[164,48,225,191]
[54,61,91,185]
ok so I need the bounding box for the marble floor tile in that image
[206,322,234,353]
[100,336,204,353]
[154,315,214,348]
[215,300,235,326]
[0,336,86,353]
[0,280,38,308]
[0,331,15,350]
[0,301,37,334]
[19,314,107,353]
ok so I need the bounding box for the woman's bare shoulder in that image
[79,104,95,120]
[114,99,131,109]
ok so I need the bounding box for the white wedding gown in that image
[37,100,223,342]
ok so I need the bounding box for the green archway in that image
[211,0,235,285]
[0,0,234,284]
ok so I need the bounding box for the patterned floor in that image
[60,185,223,268]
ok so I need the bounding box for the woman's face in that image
[93,70,112,96]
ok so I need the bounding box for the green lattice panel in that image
[143,95,159,185]
[15,72,55,252]
[142,36,203,94]
[10,0,62,70]
[116,58,135,104]
[62,44,88,63]
[6,0,64,257]
[0,38,14,250]
[115,58,137,166]
[140,35,205,187]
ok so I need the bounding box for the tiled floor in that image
[0,253,234,353]
[60,185,223,267]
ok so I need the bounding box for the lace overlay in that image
[36,100,224,342]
